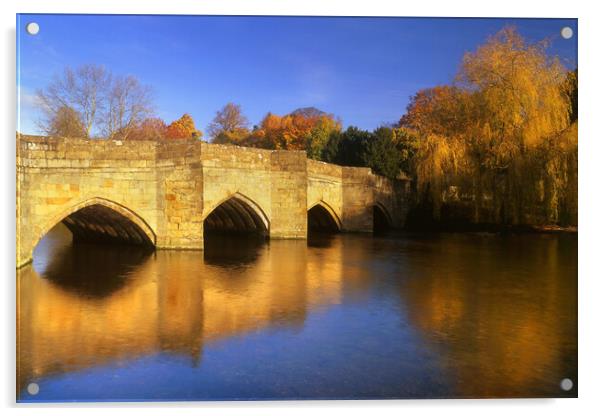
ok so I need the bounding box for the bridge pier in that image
[267,151,308,239]
[341,167,375,233]
[155,141,204,251]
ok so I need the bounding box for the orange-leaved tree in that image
[165,113,202,140]
[247,108,341,158]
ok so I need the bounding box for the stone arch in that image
[373,201,392,232]
[307,200,342,232]
[33,197,157,252]
[203,192,270,235]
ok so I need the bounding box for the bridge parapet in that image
[17,135,159,168]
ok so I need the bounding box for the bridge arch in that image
[373,202,392,232]
[33,197,157,252]
[307,200,342,232]
[203,192,270,235]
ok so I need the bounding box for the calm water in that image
[17,225,577,401]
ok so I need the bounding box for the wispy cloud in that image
[282,53,338,107]
[17,85,39,108]
[19,40,63,81]
[17,86,43,135]
[297,64,336,105]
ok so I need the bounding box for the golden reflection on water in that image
[17,226,348,394]
[398,234,577,397]
[17,226,577,399]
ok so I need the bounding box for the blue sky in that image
[17,15,577,135]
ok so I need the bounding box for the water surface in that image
[17,225,577,401]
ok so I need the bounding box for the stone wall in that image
[16,135,410,268]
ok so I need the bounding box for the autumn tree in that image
[36,64,154,139]
[207,103,250,144]
[564,69,578,124]
[400,86,470,137]
[165,113,202,140]
[246,112,285,149]
[305,116,341,159]
[402,27,577,226]
[127,118,168,141]
[247,107,341,157]
[458,27,573,224]
[45,105,87,137]
[401,86,472,219]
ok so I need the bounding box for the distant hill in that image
[289,107,329,118]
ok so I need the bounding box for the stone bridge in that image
[16,135,410,268]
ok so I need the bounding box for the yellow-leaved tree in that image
[402,27,577,226]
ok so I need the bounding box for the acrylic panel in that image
[16,14,578,402]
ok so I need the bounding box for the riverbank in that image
[403,222,577,235]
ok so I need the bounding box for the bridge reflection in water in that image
[17,226,577,400]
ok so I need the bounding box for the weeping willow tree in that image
[414,134,467,220]
[402,27,577,226]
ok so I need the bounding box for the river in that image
[17,224,577,401]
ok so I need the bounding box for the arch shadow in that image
[41,236,153,298]
[307,200,342,233]
[34,197,157,253]
[203,192,270,236]
[373,202,393,234]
